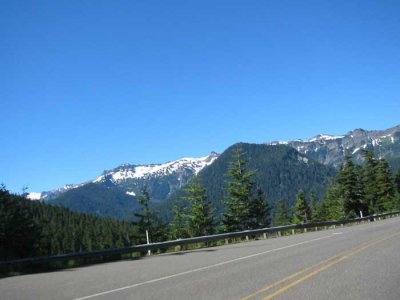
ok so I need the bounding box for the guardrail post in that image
[246,235,249,241]
[278,231,282,237]
[304,228,307,233]
[146,230,151,256]
[225,239,229,245]
[341,224,344,228]
[315,227,318,231]
[324,226,327,230]
[263,233,267,239]
[292,229,295,235]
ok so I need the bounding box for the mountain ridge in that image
[26,124,400,221]
[268,124,400,168]
[27,152,219,201]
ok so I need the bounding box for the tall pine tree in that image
[222,147,255,232]
[375,159,396,212]
[338,156,365,217]
[395,169,400,209]
[274,199,291,226]
[292,191,312,224]
[248,188,271,229]
[133,187,166,243]
[171,198,188,239]
[323,184,345,221]
[183,181,215,237]
[362,150,379,214]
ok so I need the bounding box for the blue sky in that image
[1,0,399,193]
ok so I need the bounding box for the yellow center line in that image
[241,231,400,300]
[262,231,400,300]
[241,237,377,300]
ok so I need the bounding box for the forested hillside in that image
[0,187,140,261]
[161,143,336,221]
[49,183,139,220]
[47,153,218,220]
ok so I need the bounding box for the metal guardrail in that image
[1,211,399,267]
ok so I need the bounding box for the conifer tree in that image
[338,156,365,217]
[293,191,312,224]
[248,188,271,229]
[309,190,318,218]
[274,199,291,226]
[312,200,328,222]
[362,150,379,214]
[323,184,346,221]
[394,170,400,210]
[134,187,156,243]
[375,159,395,212]
[183,181,215,237]
[222,147,255,232]
[395,169,400,195]
[171,198,188,239]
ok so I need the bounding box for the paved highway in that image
[1,217,400,300]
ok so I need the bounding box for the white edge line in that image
[73,235,333,300]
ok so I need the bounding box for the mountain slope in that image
[270,124,400,169]
[92,152,218,202]
[162,143,336,221]
[47,153,219,219]
[50,183,138,220]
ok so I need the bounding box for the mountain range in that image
[27,124,400,220]
[270,125,400,170]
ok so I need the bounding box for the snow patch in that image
[372,139,379,147]
[93,176,104,183]
[308,135,344,142]
[270,141,288,145]
[26,192,42,200]
[298,156,309,164]
[126,191,136,197]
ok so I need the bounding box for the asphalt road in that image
[1,217,400,300]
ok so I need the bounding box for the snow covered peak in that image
[268,135,344,145]
[93,152,219,183]
[308,134,345,142]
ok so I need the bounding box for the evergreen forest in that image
[1,187,140,261]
